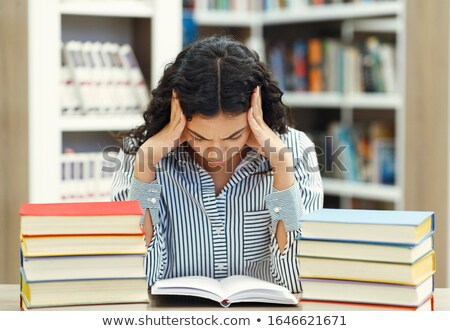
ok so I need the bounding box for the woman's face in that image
[185,111,250,170]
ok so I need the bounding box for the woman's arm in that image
[111,146,168,286]
[265,130,324,293]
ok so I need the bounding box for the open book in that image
[151,275,298,307]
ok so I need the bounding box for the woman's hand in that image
[134,90,188,182]
[245,86,292,168]
[246,86,295,250]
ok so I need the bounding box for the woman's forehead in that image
[187,112,247,137]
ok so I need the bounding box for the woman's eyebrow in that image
[187,126,246,140]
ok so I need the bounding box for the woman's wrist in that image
[271,152,296,191]
[134,145,159,183]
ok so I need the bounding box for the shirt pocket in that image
[243,209,272,262]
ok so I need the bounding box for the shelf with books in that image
[322,178,401,203]
[192,0,404,209]
[59,114,144,132]
[59,0,154,18]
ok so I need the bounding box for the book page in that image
[219,275,292,300]
[152,276,224,299]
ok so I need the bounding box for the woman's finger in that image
[248,108,263,136]
[170,90,177,122]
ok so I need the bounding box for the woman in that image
[112,35,323,293]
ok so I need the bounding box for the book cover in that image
[20,200,142,217]
[21,234,146,257]
[299,276,434,307]
[299,208,435,244]
[296,233,434,263]
[298,251,436,285]
[20,200,144,235]
[22,254,146,281]
[21,268,149,308]
[300,295,434,311]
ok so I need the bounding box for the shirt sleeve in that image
[110,147,167,287]
[111,148,135,202]
[266,130,324,293]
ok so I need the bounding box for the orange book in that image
[308,38,323,92]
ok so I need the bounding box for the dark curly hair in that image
[119,35,295,154]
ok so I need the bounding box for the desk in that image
[1,285,449,311]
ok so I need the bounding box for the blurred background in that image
[1,0,449,287]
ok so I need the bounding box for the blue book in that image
[298,208,435,245]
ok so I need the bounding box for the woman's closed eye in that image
[192,136,203,142]
[192,135,242,142]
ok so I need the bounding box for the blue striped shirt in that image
[111,126,323,293]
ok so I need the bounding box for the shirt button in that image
[274,207,280,213]
[150,198,157,204]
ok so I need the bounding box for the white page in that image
[219,275,294,301]
[152,276,225,300]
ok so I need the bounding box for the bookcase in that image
[194,0,404,210]
[191,0,450,287]
[0,0,182,283]
[27,0,182,203]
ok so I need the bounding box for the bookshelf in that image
[193,0,405,209]
[26,0,182,203]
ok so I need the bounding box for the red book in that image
[20,200,142,217]
[300,295,434,311]
[20,200,143,236]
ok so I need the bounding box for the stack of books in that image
[297,208,436,310]
[19,200,149,310]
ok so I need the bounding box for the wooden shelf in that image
[322,178,401,202]
[59,0,153,18]
[59,114,143,132]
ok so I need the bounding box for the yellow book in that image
[21,234,146,257]
[298,251,436,285]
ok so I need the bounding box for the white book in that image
[152,275,298,307]
[82,41,110,113]
[91,41,118,112]
[380,43,396,93]
[60,153,71,201]
[60,43,82,114]
[61,152,78,201]
[102,42,139,113]
[63,41,97,113]
[119,44,149,111]
[195,0,208,11]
